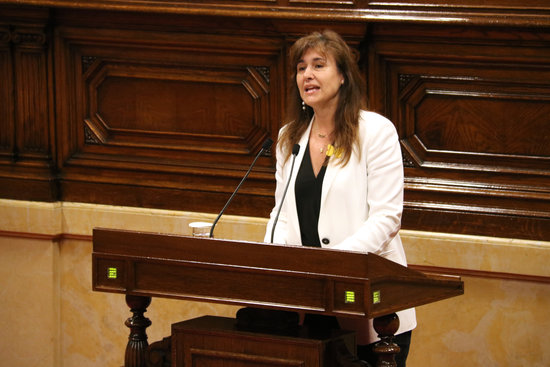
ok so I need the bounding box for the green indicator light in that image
[345,291,355,303]
[107,267,117,279]
[373,290,381,304]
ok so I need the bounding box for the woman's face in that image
[296,48,343,112]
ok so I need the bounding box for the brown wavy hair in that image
[278,30,365,166]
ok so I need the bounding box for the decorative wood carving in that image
[2,0,550,26]
[124,295,152,367]
[367,23,550,240]
[51,17,296,215]
[81,55,96,73]
[372,313,400,367]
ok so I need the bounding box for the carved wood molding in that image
[11,27,47,47]
[78,55,274,154]
[368,23,550,239]
[2,0,550,26]
[52,24,282,213]
[409,264,550,285]
[398,73,550,174]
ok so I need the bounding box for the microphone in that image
[270,144,300,243]
[209,137,273,238]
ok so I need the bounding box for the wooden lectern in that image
[92,228,464,367]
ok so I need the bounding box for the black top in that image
[295,142,327,247]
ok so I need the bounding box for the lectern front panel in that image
[92,228,463,318]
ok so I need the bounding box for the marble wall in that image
[0,199,549,366]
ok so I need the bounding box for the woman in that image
[264,30,416,366]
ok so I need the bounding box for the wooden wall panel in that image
[367,24,550,240]
[0,24,13,153]
[46,11,369,216]
[13,25,50,156]
[0,8,57,201]
[52,17,290,216]
[0,1,549,240]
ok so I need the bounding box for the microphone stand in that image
[270,144,300,243]
[209,138,273,238]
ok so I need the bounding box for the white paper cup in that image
[188,221,212,238]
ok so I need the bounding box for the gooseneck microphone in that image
[209,137,273,238]
[270,143,300,243]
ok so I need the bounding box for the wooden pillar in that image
[373,313,400,367]
[124,295,152,367]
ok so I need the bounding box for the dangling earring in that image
[302,101,306,111]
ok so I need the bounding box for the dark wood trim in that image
[0,0,549,26]
[402,206,550,243]
[0,230,91,242]
[409,265,550,285]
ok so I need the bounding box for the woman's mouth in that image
[304,85,319,94]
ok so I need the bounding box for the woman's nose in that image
[303,65,313,79]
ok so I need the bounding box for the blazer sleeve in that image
[331,115,404,255]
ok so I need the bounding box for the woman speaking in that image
[264,30,416,366]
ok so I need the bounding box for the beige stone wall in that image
[400,231,550,366]
[1,199,549,366]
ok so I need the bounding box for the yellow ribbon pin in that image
[325,144,342,158]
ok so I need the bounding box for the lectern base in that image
[172,315,359,367]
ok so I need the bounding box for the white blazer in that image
[264,110,416,344]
